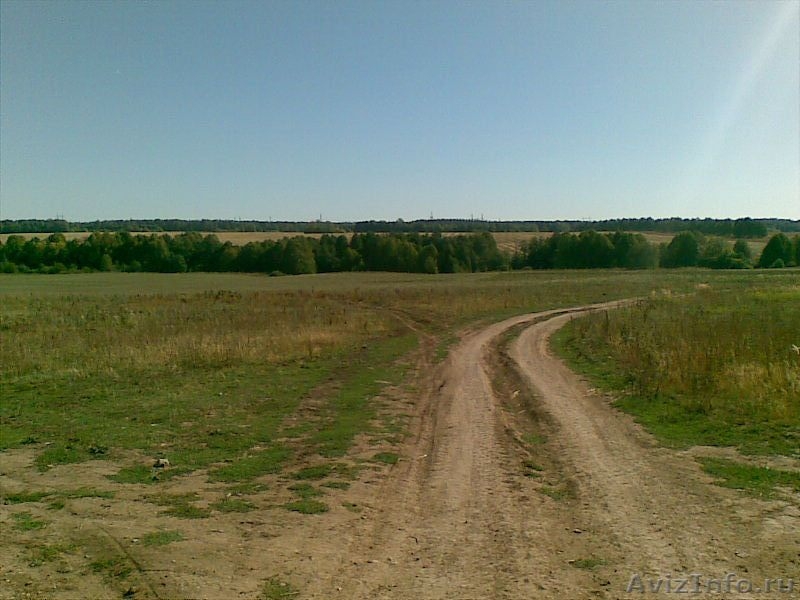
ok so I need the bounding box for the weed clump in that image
[284,499,329,514]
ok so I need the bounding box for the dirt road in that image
[306,304,798,599]
[2,304,797,599]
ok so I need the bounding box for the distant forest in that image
[2,217,798,237]
[2,229,798,275]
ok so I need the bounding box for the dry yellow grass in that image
[1,269,710,384]
[563,286,800,424]
[1,290,397,380]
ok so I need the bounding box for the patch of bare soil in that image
[2,304,797,599]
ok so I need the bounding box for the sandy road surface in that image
[306,303,798,599]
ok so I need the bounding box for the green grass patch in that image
[522,433,546,446]
[550,324,629,391]
[312,333,417,457]
[90,557,132,580]
[63,487,114,499]
[26,543,75,567]
[321,481,350,490]
[142,529,184,546]
[280,423,314,438]
[212,497,256,513]
[539,484,574,501]
[162,504,211,519]
[208,446,291,482]
[148,492,200,505]
[699,458,800,498]
[572,557,607,570]
[341,502,361,512]
[34,444,98,471]
[284,499,329,514]
[147,493,211,519]
[12,512,47,531]
[261,577,299,599]
[291,464,334,480]
[523,460,544,477]
[2,491,51,504]
[434,333,459,363]
[287,483,324,499]
[47,498,66,510]
[1,351,337,476]
[36,487,114,509]
[226,482,269,495]
[612,395,799,456]
[372,452,399,465]
[0,280,406,488]
[109,463,193,484]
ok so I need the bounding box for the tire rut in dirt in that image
[511,308,799,598]
[307,303,797,599]
[309,309,605,599]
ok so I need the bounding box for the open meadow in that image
[1,269,798,599]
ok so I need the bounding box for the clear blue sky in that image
[1,0,798,221]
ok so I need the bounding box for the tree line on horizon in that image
[1,230,798,275]
[2,217,797,236]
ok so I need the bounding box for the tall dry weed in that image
[1,291,397,380]
[573,289,800,421]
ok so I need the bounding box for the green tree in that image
[732,239,752,261]
[1,235,25,264]
[99,253,113,272]
[418,244,438,274]
[395,239,419,272]
[334,235,359,271]
[21,238,47,269]
[732,218,768,238]
[314,235,340,272]
[577,231,614,268]
[698,237,727,267]
[281,238,317,274]
[758,233,794,268]
[525,236,556,269]
[163,253,188,273]
[794,235,800,266]
[660,231,701,268]
[554,233,580,268]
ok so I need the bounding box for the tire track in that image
[510,308,799,598]
[306,302,798,599]
[311,307,604,599]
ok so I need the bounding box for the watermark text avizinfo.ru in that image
[627,573,795,594]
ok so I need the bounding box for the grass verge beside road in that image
[553,274,800,496]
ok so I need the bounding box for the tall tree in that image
[660,231,701,268]
[758,233,794,268]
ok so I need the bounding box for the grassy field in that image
[1,269,707,472]
[1,268,797,595]
[0,282,407,479]
[3,268,792,475]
